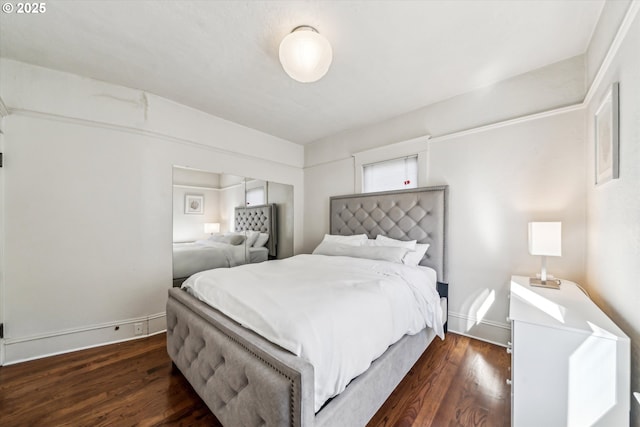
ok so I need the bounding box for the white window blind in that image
[363,155,418,193]
[246,187,265,206]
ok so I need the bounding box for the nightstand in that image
[507,275,630,427]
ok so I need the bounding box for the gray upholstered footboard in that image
[167,288,441,427]
[166,288,315,427]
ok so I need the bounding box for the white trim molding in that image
[583,1,640,106]
[173,184,220,191]
[7,107,301,170]
[429,104,584,144]
[308,0,640,172]
[3,312,167,365]
[352,135,430,193]
[447,311,511,347]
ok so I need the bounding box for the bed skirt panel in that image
[315,327,436,427]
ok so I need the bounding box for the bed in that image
[172,204,277,287]
[166,186,449,426]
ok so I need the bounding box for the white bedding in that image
[182,253,444,412]
[172,240,247,279]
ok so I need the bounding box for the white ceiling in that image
[0,1,604,144]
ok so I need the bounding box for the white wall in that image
[304,58,588,345]
[219,183,245,232]
[172,168,221,242]
[172,167,221,188]
[305,55,586,168]
[0,59,304,363]
[304,157,355,252]
[172,187,219,242]
[429,110,586,343]
[584,3,640,424]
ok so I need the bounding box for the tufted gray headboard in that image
[330,186,448,283]
[235,204,277,257]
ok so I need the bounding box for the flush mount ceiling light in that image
[279,25,332,83]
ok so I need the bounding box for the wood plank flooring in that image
[0,333,510,426]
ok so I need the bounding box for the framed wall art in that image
[185,194,204,214]
[595,82,619,185]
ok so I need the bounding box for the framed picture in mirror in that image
[185,194,204,214]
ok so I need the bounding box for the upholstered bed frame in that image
[235,203,278,257]
[166,186,449,426]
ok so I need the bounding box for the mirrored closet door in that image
[171,166,293,286]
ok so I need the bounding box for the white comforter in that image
[172,240,247,279]
[182,254,444,412]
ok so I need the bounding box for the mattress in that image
[172,241,245,279]
[173,242,269,279]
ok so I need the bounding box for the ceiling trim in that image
[5,107,301,170]
[308,2,637,167]
[583,0,640,106]
[305,102,586,169]
[4,2,634,170]
[429,103,584,145]
[172,184,220,191]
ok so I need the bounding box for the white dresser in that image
[508,275,630,427]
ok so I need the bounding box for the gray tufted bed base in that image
[167,287,441,427]
[167,186,449,426]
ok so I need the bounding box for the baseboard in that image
[447,311,510,347]
[3,312,166,365]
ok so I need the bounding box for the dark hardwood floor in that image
[367,333,511,427]
[0,332,510,426]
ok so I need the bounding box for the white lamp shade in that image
[204,223,220,234]
[279,26,332,83]
[528,222,562,256]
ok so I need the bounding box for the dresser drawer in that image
[508,275,630,427]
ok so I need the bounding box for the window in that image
[246,186,265,206]
[363,155,418,193]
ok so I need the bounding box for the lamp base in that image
[529,277,561,289]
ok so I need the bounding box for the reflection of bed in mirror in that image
[172,204,277,287]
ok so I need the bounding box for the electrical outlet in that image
[134,322,143,335]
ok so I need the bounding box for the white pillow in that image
[253,233,269,248]
[363,239,377,247]
[313,241,409,264]
[244,230,260,247]
[321,234,367,246]
[403,243,430,266]
[226,230,260,247]
[375,235,417,250]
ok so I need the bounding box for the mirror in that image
[172,166,293,286]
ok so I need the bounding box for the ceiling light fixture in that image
[279,25,332,83]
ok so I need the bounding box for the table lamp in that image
[528,221,562,289]
[204,223,220,235]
